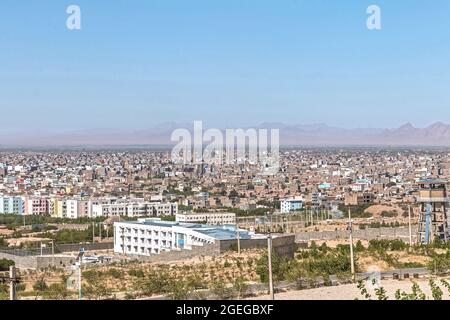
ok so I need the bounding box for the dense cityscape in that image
[1,147,450,300]
[1,1,450,311]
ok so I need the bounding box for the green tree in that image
[0,258,15,271]
[33,279,48,292]
[429,280,443,300]
[210,279,232,299]
[232,276,248,299]
[43,283,70,300]
[256,252,290,283]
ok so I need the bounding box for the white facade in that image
[175,212,236,225]
[280,198,303,213]
[0,195,177,219]
[114,219,217,256]
[92,201,178,218]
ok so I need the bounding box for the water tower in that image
[416,179,449,244]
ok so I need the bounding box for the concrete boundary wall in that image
[127,235,296,263]
[0,252,75,269]
[295,227,419,242]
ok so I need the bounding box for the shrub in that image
[82,270,101,282]
[381,211,398,218]
[427,254,450,274]
[128,268,145,278]
[33,279,48,292]
[0,258,15,271]
[255,252,291,283]
[106,268,123,279]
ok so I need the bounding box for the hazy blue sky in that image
[0,0,449,132]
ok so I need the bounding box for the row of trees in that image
[357,278,450,300]
[0,214,107,230]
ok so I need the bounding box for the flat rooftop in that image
[418,178,447,184]
[177,211,235,215]
[117,219,252,240]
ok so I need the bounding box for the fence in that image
[0,242,114,257]
[295,226,419,242]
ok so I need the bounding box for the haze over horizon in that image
[1,1,450,133]
[2,121,450,147]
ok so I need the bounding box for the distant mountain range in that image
[1,122,450,147]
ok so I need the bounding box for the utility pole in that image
[236,223,241,254]
[267,232,274,300]
[408,205,413,247]
[9,266,17,301]
[51,241,55,267]
[77,249,85,300]
[78,263,82,300]
[348,209,355,282]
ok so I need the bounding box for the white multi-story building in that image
[280,198,303,213]
[175,212,236,225]
[113,218,252,256]
[147,202,178,216]
[24,196,49,215]
[92,201,178,218]
[66,199,91,219]
[0,195,24,214]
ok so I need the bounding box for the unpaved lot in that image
[249,277,450,300]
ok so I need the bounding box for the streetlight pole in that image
[9,266,17,301]
[51,240,55,267]
[348,209,355,282]
[267,232,274,300]
[236,223,241,254]
[78,263,82,300]
[408,205,413,247]
[77,249,85,300]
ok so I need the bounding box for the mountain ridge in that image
[1,122,450,147]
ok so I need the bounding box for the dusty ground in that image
[0,226,14,236]
[6,237,52,246]
[364,205,405,218]
[249,277,450,300]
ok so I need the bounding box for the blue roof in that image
[194,227,252,240]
